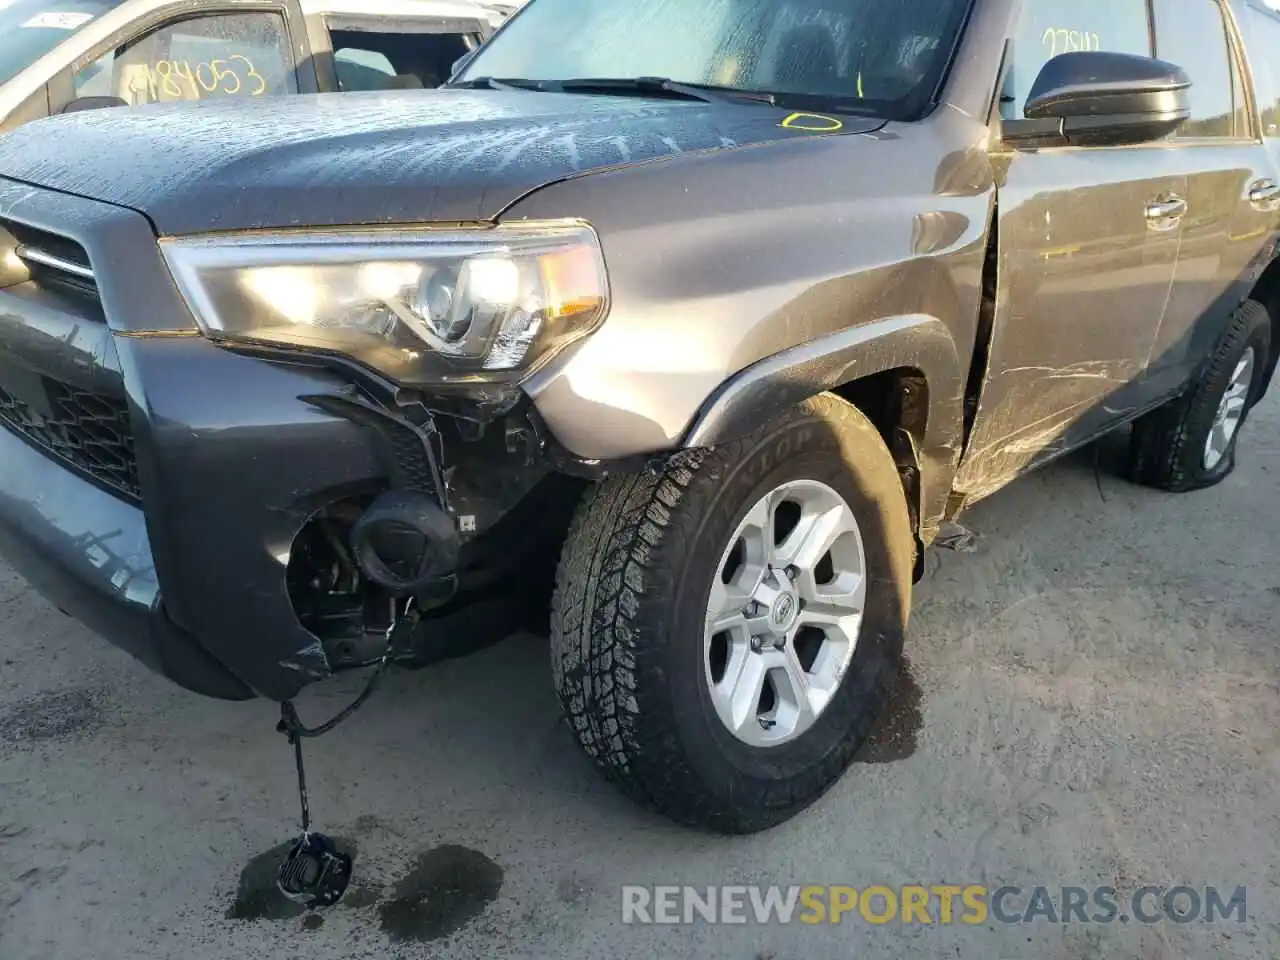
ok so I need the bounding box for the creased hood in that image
[0,90,883,235]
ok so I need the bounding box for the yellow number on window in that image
[230,54,267,96]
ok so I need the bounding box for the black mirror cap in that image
[1010,51,1191,147]
[60,95,128,114]
[1025,51,1190,120]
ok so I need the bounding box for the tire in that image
[1128,300,1271,492]
[549,394,914,833]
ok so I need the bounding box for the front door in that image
[48,1,315,114]
[954,0,1185,499]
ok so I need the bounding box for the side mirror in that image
[60,96,128,115]
[1005,51,1190,148]
[450,48,479,82]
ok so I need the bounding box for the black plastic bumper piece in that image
[0,422,253,700]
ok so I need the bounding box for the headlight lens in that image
[160,221,608,386]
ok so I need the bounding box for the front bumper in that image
[0,417,253,699]
[0,181,391,700]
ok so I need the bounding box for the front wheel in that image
[550,394,915,833]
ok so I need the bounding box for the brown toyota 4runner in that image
[0,0,1276,839]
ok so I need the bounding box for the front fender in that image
[682,314,965,539]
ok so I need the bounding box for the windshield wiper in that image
[448,74,777,106]
[447,76,548,91]
[556,77,776,105]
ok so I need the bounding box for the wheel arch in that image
[1247,256,1280,401]
[680,314,967,546]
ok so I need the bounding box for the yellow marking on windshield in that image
[779,112,843,132]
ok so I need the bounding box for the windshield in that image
[0,0,119,85]
[458,0,972,119]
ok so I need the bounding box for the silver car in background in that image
[0,0,501,131]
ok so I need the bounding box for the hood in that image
[0,90,883,235]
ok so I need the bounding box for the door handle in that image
[1145,196,1186,231]
[1248,180,1280,209]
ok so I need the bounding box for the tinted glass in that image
[1247,5,1280,138]
[334,47,396,91]
[329,28,470,90]
[1005,0,1151,119]
[0,0,119,84]
[459,0,972,120]
[75,13,296,103]
[1153,0,1242,138]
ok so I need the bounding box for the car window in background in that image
[75,12,296,103]
[1004,0,1151,119]
[457,0,973,120]
[0,0,118,85]
[334,47,396,91]
[329,28,472,90]
[1153,0,1247,139]
[1247,5,1280,138]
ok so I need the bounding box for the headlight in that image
[160,221,609,387]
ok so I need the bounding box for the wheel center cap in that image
[771,591,799,633]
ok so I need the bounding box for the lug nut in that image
[750,636,763,653]
[758,717,777,731]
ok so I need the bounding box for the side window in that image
[1247,7,1280,139]
[74,13,296,105]
[1004,0,1151,119]
[333,47,396,91]
[328,28,473,90]
[1152,0,1246,139]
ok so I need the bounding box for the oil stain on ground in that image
[227,837,356,921]
[378,845,503,943]
[854,659,922,763]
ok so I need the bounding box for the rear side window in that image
[1004,0,1151,119]
[1247,6,1280,138]
[1152,0,1248,139]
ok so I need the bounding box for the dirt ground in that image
[1,393,1278,960]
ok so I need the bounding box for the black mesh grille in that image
[0,378,139,501]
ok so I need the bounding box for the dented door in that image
[953,149,1186,499]
[953,0,1184,499]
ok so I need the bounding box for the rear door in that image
[955,0,1186,496]
[1140,0,1280,389]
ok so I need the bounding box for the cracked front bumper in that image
[0,181,390,700]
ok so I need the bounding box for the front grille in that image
[0,377,139,501]
[7,223,99,304]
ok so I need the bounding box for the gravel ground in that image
[1,393,1278,960]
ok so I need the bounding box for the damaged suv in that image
[0,0,1278,834]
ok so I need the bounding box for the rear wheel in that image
[1128,300,1271,492]
[550,394,914,833]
